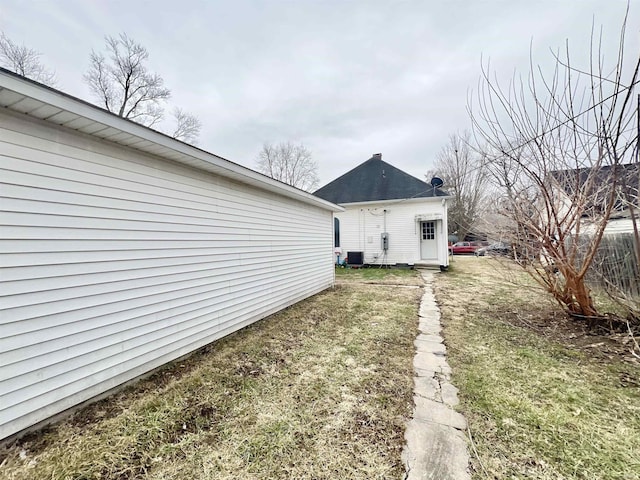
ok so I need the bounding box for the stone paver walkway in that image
[402,270,471,480]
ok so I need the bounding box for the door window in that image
[422,222,435,240]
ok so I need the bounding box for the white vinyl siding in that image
[335,199,448,265]
[582,217,638,235]
[0,113,334,439]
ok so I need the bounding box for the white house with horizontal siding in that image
[549,164,639,236]
[315,154,450,269]
[0,68,341,440]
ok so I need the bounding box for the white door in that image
[420,221,438,260]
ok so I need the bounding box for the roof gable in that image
[314,154,448,204]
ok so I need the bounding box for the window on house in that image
[334,217,340,247]
[422,221,435,240]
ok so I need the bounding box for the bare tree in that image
[469,11,639,324]
[171,108,202,144]
[256,142,319,192]
[84,33,170,127]
[0,32,56,85]
[428,131,490,241]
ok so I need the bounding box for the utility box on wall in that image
[381,232,389,251]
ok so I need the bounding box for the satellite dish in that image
[430,177,444,188]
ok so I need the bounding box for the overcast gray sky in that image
[0,1,635,186]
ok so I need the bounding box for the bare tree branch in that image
[428,131,490,241]
[84,33,170,126]
[0,32,56,86]
[256,142,319,192]
[171,107,202,144]
[469,10,639,323]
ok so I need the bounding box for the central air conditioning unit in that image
[347,251,364,266]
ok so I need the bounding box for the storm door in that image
[420,221,437,260]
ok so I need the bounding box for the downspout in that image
[631,93,640,265]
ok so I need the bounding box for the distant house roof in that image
[314,153,448,204]
[549,163,639,214]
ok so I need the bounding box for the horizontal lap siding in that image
[382,206,420,264]
[336,201,445,264]
[0,115,334,438]
[335,208,364,257]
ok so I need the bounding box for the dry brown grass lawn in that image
[437,256,640,480]
[0,270,422,480]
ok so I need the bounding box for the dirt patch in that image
[497,305,638,363]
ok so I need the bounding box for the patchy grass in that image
[437,256,640,480]
[1,273,422,480]
[335,266,424,286]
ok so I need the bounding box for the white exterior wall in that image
[335,198,448,266]
[604,218,638,235]
[0,112,334,439]
[551,181,638,237]
[595,217,638,235]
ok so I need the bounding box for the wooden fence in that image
[585,233,640,298]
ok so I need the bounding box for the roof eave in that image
[337,195,452,207]
[0,68,342,213]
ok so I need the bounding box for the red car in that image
[449,241,484,255]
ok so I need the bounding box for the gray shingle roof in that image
[549,163,639,213]
[314,154,448,204]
